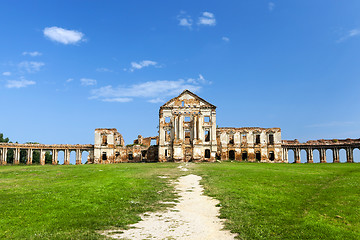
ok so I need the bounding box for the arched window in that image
[269,151,275,161]
[205,149,211,158]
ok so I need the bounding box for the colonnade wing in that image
[0,143,94,165]
[282,143,360,163]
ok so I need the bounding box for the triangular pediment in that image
[161,90,216,109]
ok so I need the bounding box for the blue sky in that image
[1,0,360,145]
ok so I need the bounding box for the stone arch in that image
[6,149,14,164]
[57,150,65,165]
[69,150,76,165]
[288,149,295,163]
[20,149,27,164]
[269,151,275,161]
[32,150,40,164]
[44,150,53,164]
[81,150,89,164]
[339,148,346,163]
[313,149,320,163]
[300,149,307,163]
[326,149,334,163]
[354,148,360,163]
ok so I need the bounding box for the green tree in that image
[0,133,9,143]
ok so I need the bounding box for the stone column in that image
[39,149,45,165]
[211,113,217,145]
[333,148,340,163]
[320,149,327,163]
[2,148,7,165]
[52,149,57,165]
[174,115,178,139]
[194,115,197,140]
[76,149,82,165]
[179,115,183,140]
[0,148,2,164]
[282,148,288,163]
[64,149,70,165]
[14,148,20,164]
[307,149,313,163]
[27,149,33,164]
[346,148,354,163]
[294,148,301,163]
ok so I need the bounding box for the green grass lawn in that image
[0,163,180,239]
[193,162,360,240]
[1,163,359,239]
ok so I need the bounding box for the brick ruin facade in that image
[0,90,359,165]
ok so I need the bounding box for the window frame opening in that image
[269,134,274,145]
[256,151,261,161]
[242,151,248,161]
[229,150,235,160]
[255,135,261,144]
[204,130,210,142]
[269,151,275,161]
[102,152,107,161]
[205,149,211,158]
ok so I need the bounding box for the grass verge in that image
[193,162,360,239]
[0,163,180,239]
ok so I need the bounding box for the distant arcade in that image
[1,90,359,165]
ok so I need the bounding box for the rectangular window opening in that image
[204,116,210,122]
[256,135,260,144]
[165,117,170,123]
[185,116,191,122]
[269,134,274,144]
[185,130,191,144]
[205,130,210,142]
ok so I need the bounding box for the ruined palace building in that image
[1,90,360,165]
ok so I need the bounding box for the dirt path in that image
[102,173,236,240]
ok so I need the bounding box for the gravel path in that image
[102,173,236,240]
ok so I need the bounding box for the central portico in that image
[158,90,217,162]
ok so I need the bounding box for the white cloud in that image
[2,72,11,76]
[90,76,209,103]
[148,98,165,103]
[22,51,42,57]
[198,12,216,26]
[222,37,230,42]
[129,60,158,72]
[81,78,97,86]
[6,77,35,88]
[102,98,133,103]
[337,28,360,42]
[186,74,211,85]
[66,78,74,83]
[268,2,275,11]
[43,26,85,45]
[177,12,193,28]
[96,67,113,73]
[18,61,45,73]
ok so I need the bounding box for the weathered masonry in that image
[0,143,93,165]
[282,139,360,163]
[0,90,359,164]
